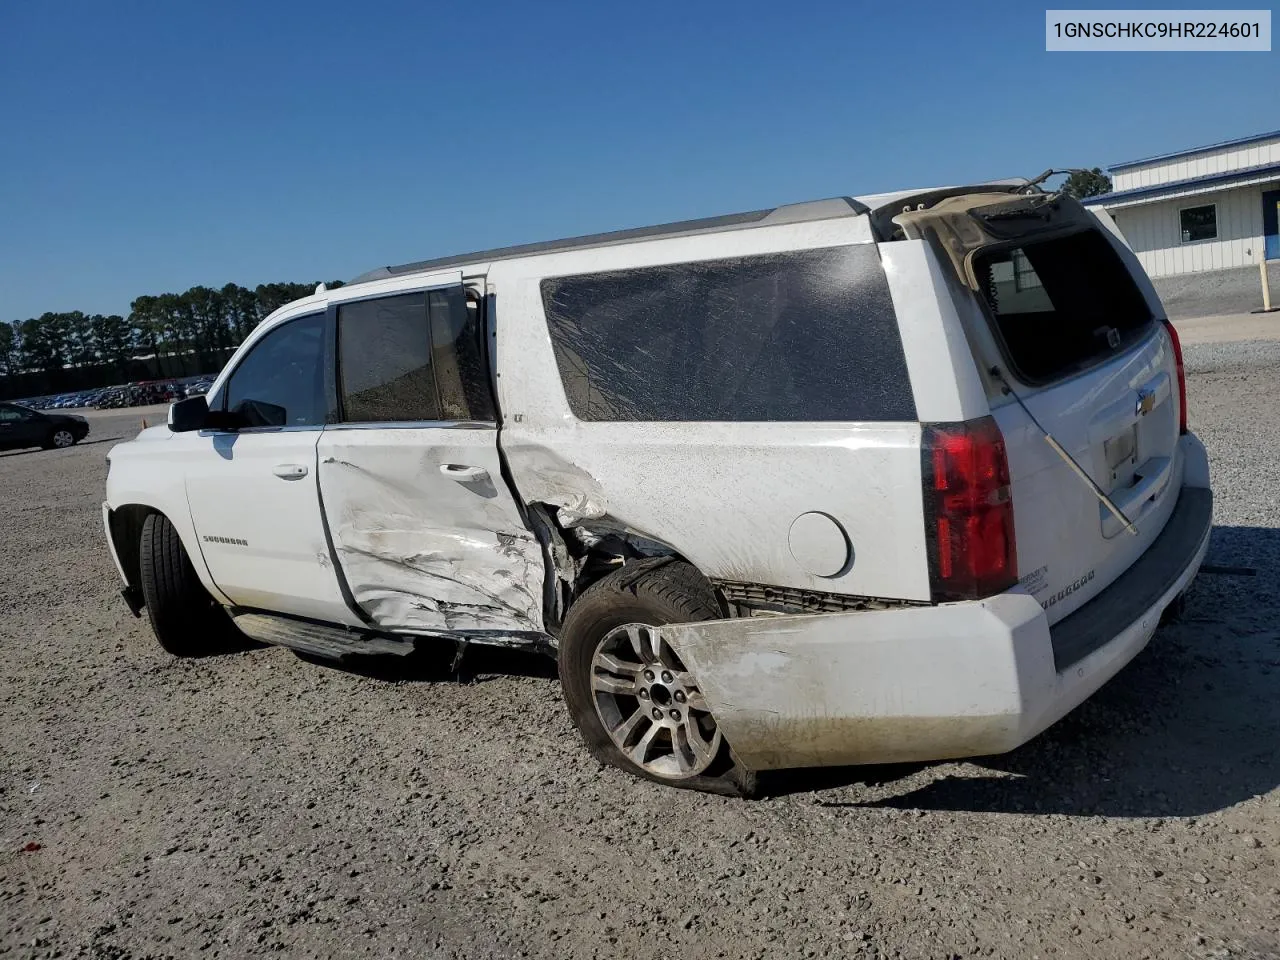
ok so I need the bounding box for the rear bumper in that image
[664,483,1212,771]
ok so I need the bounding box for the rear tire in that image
[558,561,756,797]
[138,512,235,657]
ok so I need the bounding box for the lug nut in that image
[643,670,656,682]
[669,709,681,721]
[661,670,674,683]
[651,708,663,720]
[674,690,687,703]
[638,689,649,700]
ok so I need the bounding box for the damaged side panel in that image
[315,428,546,634]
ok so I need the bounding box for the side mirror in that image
[168,395,209,432]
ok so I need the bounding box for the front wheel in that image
[46,428,76,449]
[558,561,756,796]
[138,512,236,656]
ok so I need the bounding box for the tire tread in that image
[138,513,231,656]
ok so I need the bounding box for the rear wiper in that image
[989,365,1139,537]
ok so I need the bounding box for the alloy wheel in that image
[590,623,721,779]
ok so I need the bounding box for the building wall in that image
[1112,136,1280,191]
[1110,184,1268,278]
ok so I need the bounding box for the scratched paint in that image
[317,435,545,633]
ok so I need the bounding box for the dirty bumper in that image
[662,490,1210,771]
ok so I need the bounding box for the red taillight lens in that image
[922,416,1018,602]
[1162,319,1188,435]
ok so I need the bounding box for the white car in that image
[103,183,1212,795]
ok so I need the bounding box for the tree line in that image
[0,281,343,399]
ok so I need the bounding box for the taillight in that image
[1162,319,1188,435]
[922,416,1018,602]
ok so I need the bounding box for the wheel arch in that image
[528,503,726,639]
[106,503,155,592]
[105,501,228,606]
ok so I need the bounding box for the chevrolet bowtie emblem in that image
[1136,389,1156,416]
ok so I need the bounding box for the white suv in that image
[103,184,1212,795]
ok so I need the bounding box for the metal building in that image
[1082,129,1280,279]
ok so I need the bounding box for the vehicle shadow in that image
[760,523,1279,818]
[0,437,118,459]
[301,641,557,685]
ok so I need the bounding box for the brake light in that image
[1162,319,1188,435]
[922,417,1018,602]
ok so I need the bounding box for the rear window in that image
[973,229,1154,384]
[539,245,916,422]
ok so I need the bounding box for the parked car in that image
[0,402,90,451]
[103,184,1212,795]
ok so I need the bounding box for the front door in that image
[184,311,361,627]
[1264,189,1280,261]
[315,277,545,635]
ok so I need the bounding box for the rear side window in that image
[974,229,1154,384]
[336,288,496,424]
[338,293,439,422]
[539,245,915,422]
[429,288,495,421]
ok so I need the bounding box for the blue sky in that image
[1,0,1275,323]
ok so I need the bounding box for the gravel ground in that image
[2,343,1278,960]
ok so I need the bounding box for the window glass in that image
[0,405,32,422]
[1180,204,1217,243]
[223,313,327,428]
[539,245,916,422]
[338,293,438,423]
[974,229,1154,384]
[429,288,495,421]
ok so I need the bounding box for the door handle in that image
[439,463,488,482]
[273,463,309,480]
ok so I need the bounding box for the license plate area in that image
[1104,425,1138,491]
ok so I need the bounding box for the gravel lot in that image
[2,340,1278,960]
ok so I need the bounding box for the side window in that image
[539,245,917,422]
[337,293,438,422]
[336,288,495,424]
[222,313,327,428]
[429,288,495,421]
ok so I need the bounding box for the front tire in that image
[558,561,756,797]
[138,513,235,656]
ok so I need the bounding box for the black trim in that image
[323,302,341,423]
[313,456,376,627]
[120,586,144,618]
[1049,486,1212,671]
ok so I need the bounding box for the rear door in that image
[315,276,545,634]
[899,194,1183,623]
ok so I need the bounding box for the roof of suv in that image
[348,197,871,284]
[347,180,1033,286]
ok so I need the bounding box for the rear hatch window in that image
[973,229,1154,385]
